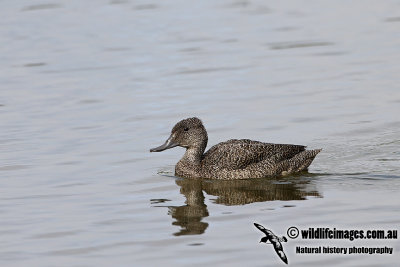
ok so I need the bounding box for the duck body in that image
[151,117,321,180]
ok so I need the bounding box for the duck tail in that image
[282,149,322,174]
[298,149,322,172]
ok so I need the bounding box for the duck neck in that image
[181,139,207,165]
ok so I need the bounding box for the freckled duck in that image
[150,117,321,180]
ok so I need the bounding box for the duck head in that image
[150,117,208,152]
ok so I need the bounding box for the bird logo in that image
[254,223,288,264]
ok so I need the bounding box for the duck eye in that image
[184,127,189,132]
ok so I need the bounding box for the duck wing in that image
[202,139,305,170]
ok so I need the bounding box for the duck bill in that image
[150,136,178,152]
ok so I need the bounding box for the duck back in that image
[202,139,306,171]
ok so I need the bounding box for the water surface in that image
[1,0,399,266]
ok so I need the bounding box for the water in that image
[1,0,399,266]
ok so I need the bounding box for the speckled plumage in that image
[150,117,321,180]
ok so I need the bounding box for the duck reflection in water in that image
[151,176,321,236]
